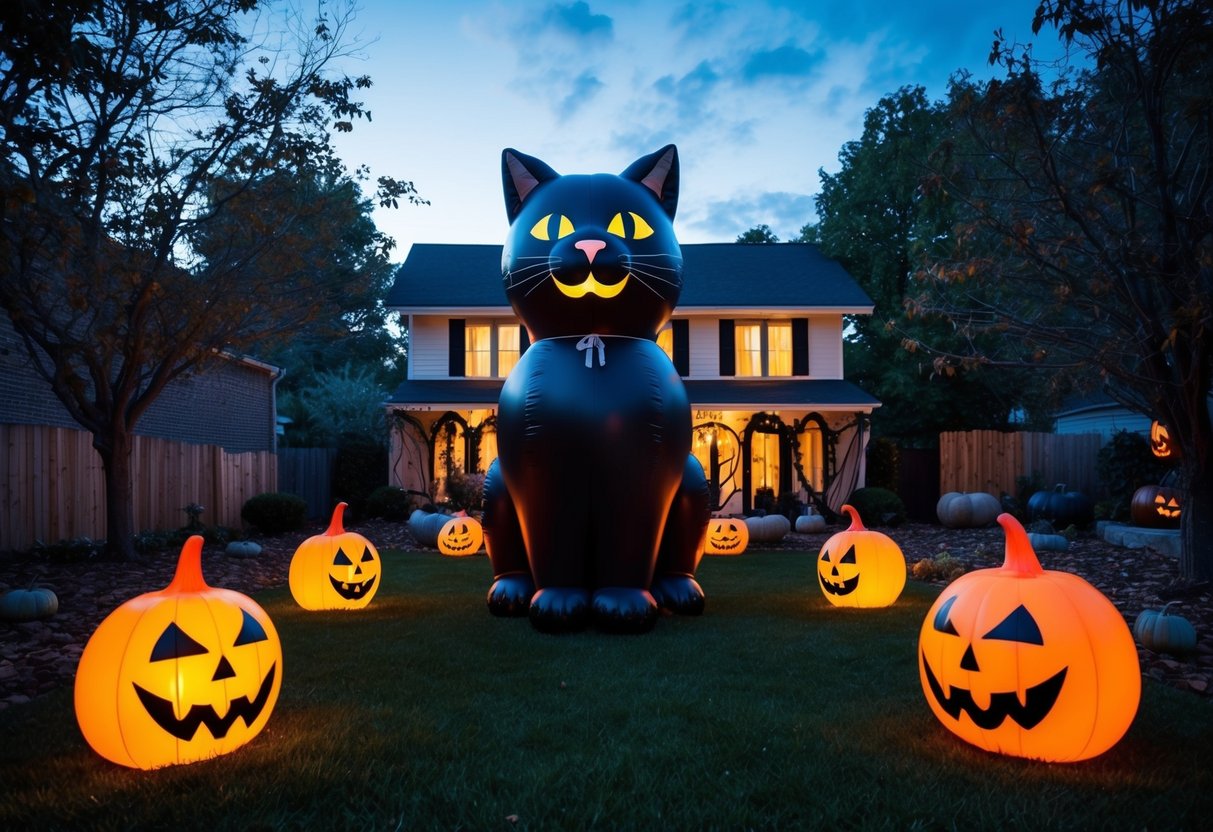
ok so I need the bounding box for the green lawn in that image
[2,549,1211,830]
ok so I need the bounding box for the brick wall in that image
[0,311,278,453]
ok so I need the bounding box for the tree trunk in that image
[95,430,139,561]
[1180,466,1213,585]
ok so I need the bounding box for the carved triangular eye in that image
[933,595,960,635]
[839,546,857,564]
[233,609,268,647]
[151,622,209,662]
[819,550,830,562]
[983,604,1044,645]
[360,547,375,563]
[333,549,353,566]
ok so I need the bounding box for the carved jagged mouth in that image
[922,651,1067,730]
[552,272,629,298]
[134,663,277,741]
[712,537,742,550]
[819,573,860,596]
[329,574,377,600]
[444,538,475,551]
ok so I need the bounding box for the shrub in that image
[332,434,388,519]
[865,437,900,493]
[1097,430,1169,521]
[443,469,485,513]
[911,551,967,584]
[365,486,415,521]
[241,492,307,535]
[846,487,906,526]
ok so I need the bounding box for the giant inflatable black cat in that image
[482,145,709,634]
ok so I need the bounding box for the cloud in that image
[653,60,722,123]
[537,1,613,41]
[681,191,818,242]
[741,42,821,82]
[556,70,606,117]
[669,1,732,39]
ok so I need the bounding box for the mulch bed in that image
[1,520,1210,712]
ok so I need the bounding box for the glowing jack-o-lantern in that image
[289,502,381,610]
[703,518,749,555]
[816,504,906,607]
[1149,420,1179,460]
[438,516,484,556]
[918,514,1139,762]
[74,535,282,769]
[1130,484,1182,528]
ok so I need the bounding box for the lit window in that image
[497,324,520,378]
[656,327,674,362]
[735,323,762,377]
[465,324,492,377]
[768,322,792,377]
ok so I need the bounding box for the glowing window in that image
[497,324,520,378]
[768,322,792,377]
[656,327,674,362]
[465,324,492,378]
[735,323,762,377]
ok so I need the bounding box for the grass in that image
[2,548,1212,830]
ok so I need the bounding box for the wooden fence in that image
[277,447,339,519]
[939,430,1104,499]
[0,424,276,552]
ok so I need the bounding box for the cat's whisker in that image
[505,265,553,289]
[623,253,683,262]
[524,274,553,297]
[623,271,666,299]
[627,265,682,288]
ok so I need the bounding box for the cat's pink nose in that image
[575,239,607,263]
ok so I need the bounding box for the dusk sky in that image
[327,0,1067,259]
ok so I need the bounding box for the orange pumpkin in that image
[1149,420,1179,460]
[1130,484,1182,528]
[703,518,749,555]
[438,516,484,556]
[918,514,1139,762]
[74,536,282,769]
[289,502,381,610]
[816,504,906,607]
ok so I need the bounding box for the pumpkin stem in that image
[326,502,349,536]
[997,513,1044,575]
[840,504,865,531]
[1160,600,1180,617]
[165,535,210,593]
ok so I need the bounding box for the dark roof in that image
[386,377,879,410]
[387,243,874,311]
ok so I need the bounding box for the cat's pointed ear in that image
[621,145,679,220]
[502,149,560,222]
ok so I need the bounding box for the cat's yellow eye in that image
[606,212,654,240]
[630,212,654,240]
[530,214,575,240]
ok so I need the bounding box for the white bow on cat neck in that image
[576,334,606,368]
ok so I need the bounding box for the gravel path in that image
[1,519,1209,711]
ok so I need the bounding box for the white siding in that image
[687,317,719,378]
[409,315,452,379]
[1054,409,1149,442]
[809,315,843,379]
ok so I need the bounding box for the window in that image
[497,324,520,377]
[656,327,674,362]
[727,322,795,378]
[465,324,492,378]
[452,320,525,378]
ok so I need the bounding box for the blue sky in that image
[329,0,1062,259]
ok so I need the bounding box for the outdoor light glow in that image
[74,535,282,769]
[289,502,381,610]
[918,514,1140,762]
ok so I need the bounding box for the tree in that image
[801,87,1056,443]
[0,0,422,559]
[736,224,780,243]
[913,0,1213,580]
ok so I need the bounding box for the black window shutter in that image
[672,319,689,376]
[449,319,466,377]
[519,325,531,355]
[719,319,735,376]
[792,318,809,376]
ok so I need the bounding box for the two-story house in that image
[385,242,880,517]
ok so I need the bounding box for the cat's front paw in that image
[487,573,535,617]
[592,588,659,634]
[651,575,705,616]
[529,587,591,633]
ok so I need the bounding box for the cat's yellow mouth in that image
[552,272,629,299]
